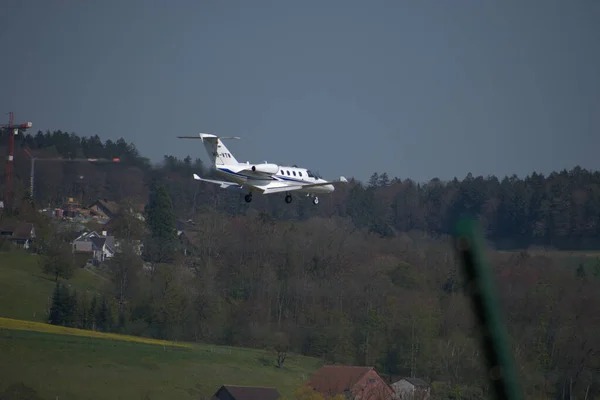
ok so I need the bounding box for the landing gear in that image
[312,196,319,205]
[285,194,293,204]
[244,193,252,203]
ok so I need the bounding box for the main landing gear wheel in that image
[285,194,293,204]
[312,196,319,205]
[244,193,252,203]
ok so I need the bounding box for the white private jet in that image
[177,133,348,205]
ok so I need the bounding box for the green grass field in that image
[0,328,321,399]
[0,250,110,322]
[0,251,322,399]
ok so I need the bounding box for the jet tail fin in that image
[177,133,240,166]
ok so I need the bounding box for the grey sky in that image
[1,0,599,183]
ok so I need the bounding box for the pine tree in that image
[368,172,380,188]
[89,295,98,331]
[96,296,113,332]
[118,309,127,333]
[65,289,79,328]
[378,172,390,187]
[58,283,72,326]
[48,281,63,325]
[77,293,90,330]
[143,185,178,264]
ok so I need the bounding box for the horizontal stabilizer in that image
[177,134,241,141]
[193,173,239,188]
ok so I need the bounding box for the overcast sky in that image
[1,0,599,182]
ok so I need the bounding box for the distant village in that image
[0,197,199,267]
[1,198,142,265]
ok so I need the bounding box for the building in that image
[88,199,146,222]
[176,219,200,256]
[306,365,395,400]
[88,199,121,220]
[212,385,280,400]
[0,221,36,249]
[72,231,116,264]
[390,378,430,400]
[61,197,84,218]
[113,238,143,256]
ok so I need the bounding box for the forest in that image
[3,129,600,251]
[2,130,600,399]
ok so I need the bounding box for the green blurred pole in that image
[452,217,523,400]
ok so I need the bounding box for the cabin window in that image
[293,171,296,176]
[299,172,303,177]
[280,170,284,175]
[286,171,290,175]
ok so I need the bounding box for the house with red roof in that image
[305,365,395,400]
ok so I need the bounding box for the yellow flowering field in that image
[0,316,192,348]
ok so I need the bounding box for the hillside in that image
[0,251,110,323]
[0,252,321,399]
[0,325,321,399]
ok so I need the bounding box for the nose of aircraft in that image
[324,184,335,192]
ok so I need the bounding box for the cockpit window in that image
[306,170,321,179]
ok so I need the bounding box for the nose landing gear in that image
[284,194,292,204]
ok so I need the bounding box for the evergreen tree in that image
[96,296,113,332]
[143,185,178,264]
[368,172,380,188]
[378,172,390,187]
[118,309,127,332]
[48,282,76,326]
[77,292,90,330]
[89,295,98,331]
[48,281,63,325]
[65,288,79,327]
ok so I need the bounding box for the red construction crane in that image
[1,112,32,210]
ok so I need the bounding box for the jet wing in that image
[251,176,348,195]
[193,173,240,189]
[302,176,348,187]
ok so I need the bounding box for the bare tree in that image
[273,331,290,368]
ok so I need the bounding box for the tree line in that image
[48,281,114,333]
[2,130,600,250]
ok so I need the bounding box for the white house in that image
[391,377,430,400]
[72,231,116,264]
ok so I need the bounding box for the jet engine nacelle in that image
[251,163,279,175]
